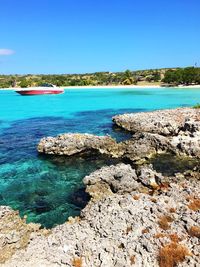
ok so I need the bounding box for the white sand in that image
[1,85,200,90]
[61,84,200,90]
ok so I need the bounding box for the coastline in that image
[62,84,200,90]
[1,107,200,266]
[1,84,200,91]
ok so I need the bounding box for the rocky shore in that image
[113,108,200,159]
[38,108,200,162]
[1,108,200,267]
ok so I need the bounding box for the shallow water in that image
[149,153,199,176]
[0,87,200,228]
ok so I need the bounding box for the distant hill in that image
[0,67,200,88]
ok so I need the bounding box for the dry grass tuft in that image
[72,257,83,267]
[142,228,150,234]
[130,255,136,265]
[188,226,200,238]
[169,234,180,243]
[158,215,174,230]
[133,195,140,200]
[154,233,166,239]
[169,208,176,213]
[185,195,193,202]
[158,242,190,267]
[188,198,200,211]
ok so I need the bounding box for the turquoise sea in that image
[0,87,200,228]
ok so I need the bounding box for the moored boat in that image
[15,83,64,95]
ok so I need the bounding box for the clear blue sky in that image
[0,0,200,74]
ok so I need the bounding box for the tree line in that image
[162,67,200,85]
[0,67,199,88]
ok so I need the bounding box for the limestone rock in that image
[37,133,119,157]
[1,163,200,267]
[113,108,200,159]
[120,132,172,162]
[83,163,140,194]
[112,108,200,136]
[2,108,200,267]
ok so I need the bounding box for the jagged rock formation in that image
[37,108,200,162]
[37,133,120,158]
[1,108,200,266]
[1,164,200,267]
[0,207,49,264]
[112,108,200,135]
[113,108,200,159]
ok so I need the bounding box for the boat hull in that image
[15,89,64,95]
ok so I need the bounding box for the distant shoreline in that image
[1,84,200,90]
[61,84,200,89]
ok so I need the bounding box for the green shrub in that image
[193,103,200,109]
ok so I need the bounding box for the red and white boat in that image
[15,83,64,95]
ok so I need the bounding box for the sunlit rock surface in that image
[1,163,200,267]
[113,107,200,158]
[1,108,200,267]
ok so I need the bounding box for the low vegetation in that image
[72,257,83,267]
[1,67,199,88]
[130,255,136,265]
[187,198,200,211]
[158,215,174,230]
[158,242,190,267]
[193,103,200,109]
[188,226,200,238]
[169,208,176,213]
[162,67,200,86]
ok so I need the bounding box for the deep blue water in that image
[0,87,200,228]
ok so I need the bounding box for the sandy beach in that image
[1,84,200,91]
[62,84,200,90]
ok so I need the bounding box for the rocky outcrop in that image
[37,133,120,157]
[171,119,200,157]
[83,163,141,196]
[0,206,49,264]
[113,108,200,135]
[1,163,200,267]
[113,108,200,159]
[2,108,200,266]
[120,132,173,162]
[37,132,173,163]
[83,163,166,195]
[37,108,200,162]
